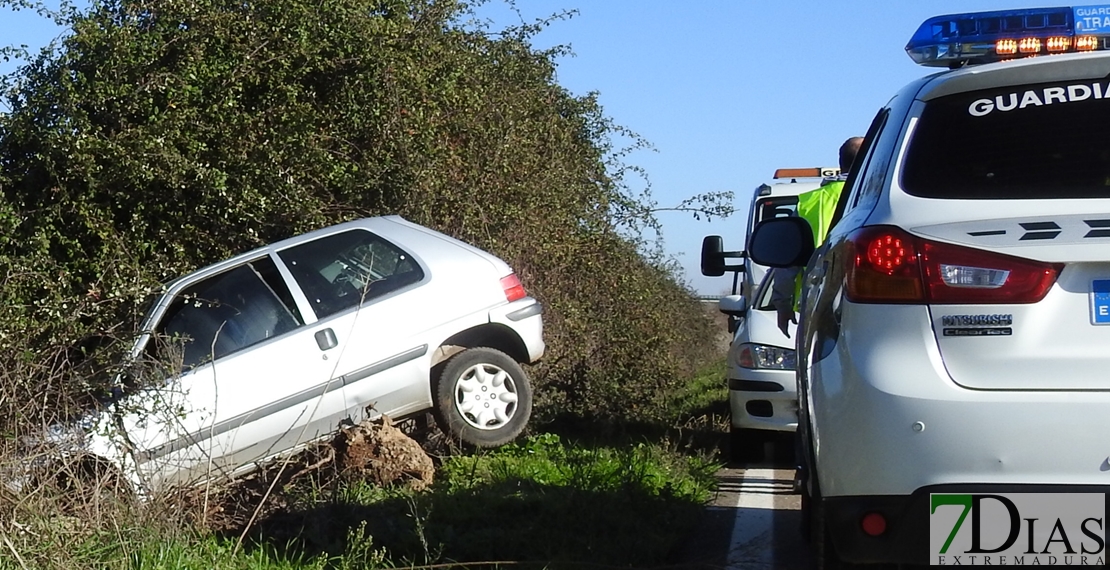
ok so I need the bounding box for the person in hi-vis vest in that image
[771,137,864,337]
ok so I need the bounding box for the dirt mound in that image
[177,414,437,533]
[333,415,435,490]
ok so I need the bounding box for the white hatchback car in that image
[717,270,797,462]
[78,216,543,491]
[749,7,1110,567]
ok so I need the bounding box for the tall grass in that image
[0,428,721,569]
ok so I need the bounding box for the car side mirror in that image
[718,295,748,317]
[748,217,815,268]
[719,295,747,334]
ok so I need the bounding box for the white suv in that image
[77,216,543,491]
[748,7,1110,567]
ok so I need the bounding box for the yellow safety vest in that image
[792,180,845,309]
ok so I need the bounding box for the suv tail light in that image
[500,273,527,302]
[846,226,1062,304]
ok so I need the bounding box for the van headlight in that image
[735,343,795,370]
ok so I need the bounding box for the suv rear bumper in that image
[827,484,1110,565]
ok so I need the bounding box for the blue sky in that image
[473,0,1071,293]
[0,0,1075,292]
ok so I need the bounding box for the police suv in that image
[747,6,1110,567]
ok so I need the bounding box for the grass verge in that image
[0,360,729,569]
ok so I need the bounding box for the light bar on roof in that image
[773,167,840,180]
[906,6,1110,67]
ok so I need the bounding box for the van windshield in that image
[902,79,1110,199]
[753,197,798,226]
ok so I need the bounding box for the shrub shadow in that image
[240,476,705,569]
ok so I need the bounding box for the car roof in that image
[917,50,1110,101]
[161,216,411,291]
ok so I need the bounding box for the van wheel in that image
[433,347,532,448]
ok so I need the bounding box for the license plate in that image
[1091,280,1110,325]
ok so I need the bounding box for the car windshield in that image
[902,78,1110,199]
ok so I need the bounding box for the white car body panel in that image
[815,302,1110,497]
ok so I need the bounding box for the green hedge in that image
[0,0,728,430]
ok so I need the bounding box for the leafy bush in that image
[0,0,730,432]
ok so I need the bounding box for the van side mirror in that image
[701,236,726,277]
[700,236,745,277]
[748,218,815,268]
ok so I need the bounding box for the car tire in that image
[730,427,765,464]
[433,347,532,448]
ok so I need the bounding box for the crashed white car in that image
[71,216,543,491]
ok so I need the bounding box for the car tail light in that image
[500,274,527,302]
[846,226,1061,305]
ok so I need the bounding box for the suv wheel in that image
[810,479,863,570]
[433,347,532,447]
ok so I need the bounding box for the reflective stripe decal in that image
[140,344,428,463]
[341,344,427,385]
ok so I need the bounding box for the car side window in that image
[277,229,424,319]
[832,108,890,226]
[155,256,304,369]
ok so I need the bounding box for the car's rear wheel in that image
[730,427,765,464]
[433,347,532,448]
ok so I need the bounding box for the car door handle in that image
[315,328,338,351]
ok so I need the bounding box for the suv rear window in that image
[902,79,1110,199]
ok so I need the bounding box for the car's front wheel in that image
[730,427,766,464]
[433,347,532,448]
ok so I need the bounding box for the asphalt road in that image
[677,439,814,569]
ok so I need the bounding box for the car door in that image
[275,228,432,425]
[121,254,345,488]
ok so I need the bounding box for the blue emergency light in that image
[906,6,1110,67]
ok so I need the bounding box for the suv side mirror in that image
[748,217,815,268]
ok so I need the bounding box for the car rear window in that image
[902,78,1110,199]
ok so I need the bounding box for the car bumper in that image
[812,303,1110,500]
[728,367,798,432]
[489,297,545,363]
[826,483,1110,565]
